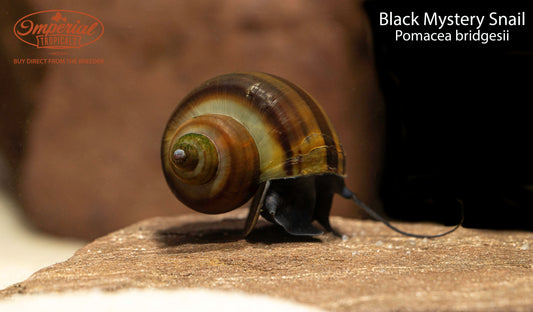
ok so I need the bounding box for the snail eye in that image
[173,149,186,161]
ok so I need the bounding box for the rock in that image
[16,0,384,240]
[1,213,531,311]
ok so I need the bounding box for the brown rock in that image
[2,213,531,311]
[15,0,384,239]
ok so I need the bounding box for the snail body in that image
[162,72,462,238]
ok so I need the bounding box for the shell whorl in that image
[162,72,345,214]
[164,114,260,214]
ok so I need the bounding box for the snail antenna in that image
[341,187,464,238]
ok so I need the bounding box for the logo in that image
[14,10,104,49]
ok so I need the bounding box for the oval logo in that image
[13,10,104,49]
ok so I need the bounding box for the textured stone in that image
[1,213,531,312]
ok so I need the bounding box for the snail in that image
[161,72,462,238]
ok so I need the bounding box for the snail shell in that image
[162,72,345,235]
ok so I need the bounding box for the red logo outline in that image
[13,9,104,49]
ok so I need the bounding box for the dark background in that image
[365,0,533,229]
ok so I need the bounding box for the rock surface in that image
[1,213,531,312]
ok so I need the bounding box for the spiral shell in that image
[161,72,345,215]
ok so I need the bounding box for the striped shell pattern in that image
[161,72,345,215]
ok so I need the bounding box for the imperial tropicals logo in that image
[13,10,104,49]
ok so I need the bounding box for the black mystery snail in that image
[161,72,462,238]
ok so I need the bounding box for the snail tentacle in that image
[243,181,270,237]
[341,187,464,238]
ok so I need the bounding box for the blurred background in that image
[0,0,531,265]
[1,0,384,242]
